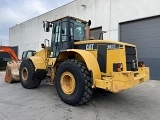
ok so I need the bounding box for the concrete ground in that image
[0,71,160,120]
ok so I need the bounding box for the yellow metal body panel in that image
[75,40,136,47]
[47,58,56,66]
[94,79,112,90]
[74,40,149,92]
[94,67,149,93]
[107,49,125,76]
[87,50,97,58]
[138,67,150,80]
[55,49,101,80]
[29,56,46,70]
[28,47,51,70]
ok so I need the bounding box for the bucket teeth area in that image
[4,60,21,83]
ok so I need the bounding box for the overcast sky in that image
[0,0,74,45]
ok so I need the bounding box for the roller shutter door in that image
[90,27,102,40]
[120,16,160,80]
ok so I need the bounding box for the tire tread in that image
[20,60,41,89]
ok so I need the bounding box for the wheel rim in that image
[22,67,28,81]
[60,72,76,95]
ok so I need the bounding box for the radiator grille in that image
[125,46,138,71]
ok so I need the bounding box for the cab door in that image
[52,22,69,57]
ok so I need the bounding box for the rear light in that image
[138,61,145,67]
[113,63,123,72]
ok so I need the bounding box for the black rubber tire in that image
[19,60,41,89]
[55,59,93,106]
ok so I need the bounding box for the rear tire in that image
[55,59,93,106]
[20,60,41,89]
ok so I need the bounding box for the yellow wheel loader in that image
[19,16,150,106]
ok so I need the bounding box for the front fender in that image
[28,56,46,70]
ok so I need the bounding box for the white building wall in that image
[9,0,160,58]
[110,0,160,40]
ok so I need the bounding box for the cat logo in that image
[86,44,94,50]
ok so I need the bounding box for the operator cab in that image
[43,16,89,57]
[21,50,36,60]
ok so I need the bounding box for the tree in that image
[0,39,4,46]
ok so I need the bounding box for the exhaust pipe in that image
[86,20,91,40]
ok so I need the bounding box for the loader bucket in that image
[5,60,21,83]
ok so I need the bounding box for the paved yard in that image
[0,71,160,120]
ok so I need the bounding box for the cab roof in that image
[50,16,87,23]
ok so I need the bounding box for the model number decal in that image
[107,44,120,49]
[107,44,116,49]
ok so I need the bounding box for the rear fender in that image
[54,49,101,82]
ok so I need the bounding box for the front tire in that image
[19,60,41,89]
[55,59,93,106]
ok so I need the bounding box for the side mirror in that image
[43,21,50,32]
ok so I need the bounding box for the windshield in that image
[70,20,86,41]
